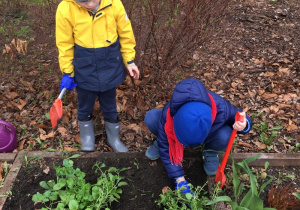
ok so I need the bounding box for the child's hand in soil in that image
[175,178,196,199]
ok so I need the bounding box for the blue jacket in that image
[157,78,252,179]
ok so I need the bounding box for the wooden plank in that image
[0,151,27,210]
[0,153,17,162]
[221,153,300,167]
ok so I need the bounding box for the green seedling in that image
[252,112,283,147]
[276,172,296,184]
[33,159,127,210]
[133,158,139,170]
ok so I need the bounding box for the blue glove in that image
[175,180,193,194]
[60,75,77,91]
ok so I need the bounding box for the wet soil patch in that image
[2,152,208,210]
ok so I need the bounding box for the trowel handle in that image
[58,88,67,100]
[219,112,244,171]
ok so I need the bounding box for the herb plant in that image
[32,159,127,210]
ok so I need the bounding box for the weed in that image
[133,158,139,170]
[252,112,283,147]
[276,171,296,185]
[23,155,43,168]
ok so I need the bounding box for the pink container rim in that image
[0,120,17,153]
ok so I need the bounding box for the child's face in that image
[76,0,101,11]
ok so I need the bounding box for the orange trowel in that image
[49,88,67,131]
[214,112,244,188]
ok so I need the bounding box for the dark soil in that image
[2,152,208,210]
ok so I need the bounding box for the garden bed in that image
[1,152,299,210]
[1,151,208,210]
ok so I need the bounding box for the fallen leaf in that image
[254,141,267,150]
[75,133,81,144]
[39,129,55,140]
[262,93,277,100]
[286,121,298,131]
[10,99,27,110]
[6,92,18,99]
[17,139,26,150]
[43,166,50,174]
[64,147,78,152]
[162,186,171,194]
[57,127,68,137]
[278,67,290,76]
[0,167,3,182]
[238,141,253,148]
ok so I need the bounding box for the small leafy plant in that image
[252,112,283,148]
[32,159,127,210]
[156,182,214,210]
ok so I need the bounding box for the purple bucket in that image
[0,120,17,153]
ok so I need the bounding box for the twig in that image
[244,69,277,74]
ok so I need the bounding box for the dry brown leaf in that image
[16,39,28,55]
[238,141,253,148]
[124,132,135,141]
[30,121,36,126]
[254,141,266,149]
[231,82,236,88]
[278,67,290,76]
[262,93,277,100]
[62,115,70,123]
[269,105,280,113]
[37,124,48,129]
[3,44,16,60]
[0,167,3,182]
[286,121,298,131]
[6,92,18,99]
[43,166,50,174]
[17,139,26,150]
[258,89,265,95]
[204,72,213,78]
[126,123,142,134]
[39,129,55,140]
[64,147,78,152]
[265,72,275,77]
[162,186,171,194]
[75,133,81,144]
[10,99,27,110]
[280,93,298,102]
[57,127,68,137]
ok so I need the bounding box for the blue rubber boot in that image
[145,140,160,160]
[202,151,219,176]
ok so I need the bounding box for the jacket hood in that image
[169,78,212,117]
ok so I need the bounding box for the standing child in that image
[144,78,252,194]
[56,0,139,152]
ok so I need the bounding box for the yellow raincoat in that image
[56,0,136,85]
